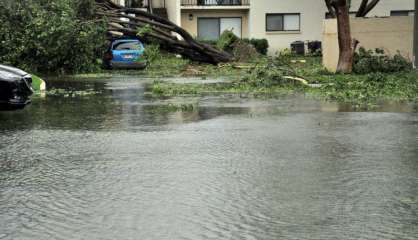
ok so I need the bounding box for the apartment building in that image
[115,0,415,54]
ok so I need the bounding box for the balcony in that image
[181,0,250,8]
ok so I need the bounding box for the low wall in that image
[323,16,414,72]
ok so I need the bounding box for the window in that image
[266,13,300,32]
[113,42,142,50]
[390,10,415,16]
[198,18,220,40]
[198,17,242,40]
[220,18,242,38]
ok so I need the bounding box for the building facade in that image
[115,0,415,54]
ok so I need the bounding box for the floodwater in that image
[0,76,417,240]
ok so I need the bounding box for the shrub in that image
[143,44,161,64]
[243,38,269,55]
[198,34,269,56]
[217,30,239,52]
[232,41,259,62]
[353,47,412,74]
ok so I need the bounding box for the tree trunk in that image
[335,1,353,73]
[414,0,418,68]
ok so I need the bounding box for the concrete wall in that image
[323,16,414,72]
[181,9,249,38]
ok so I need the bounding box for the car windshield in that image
[113,41,142,50]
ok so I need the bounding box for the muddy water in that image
[0,76,417,240]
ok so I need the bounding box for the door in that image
[220,18,242,38]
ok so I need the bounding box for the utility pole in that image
[414,0,418,68]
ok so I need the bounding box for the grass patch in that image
[313,71,418,103]
[149,81,302,97]
[147,56,418,106]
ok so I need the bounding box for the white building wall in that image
[249,0,414,54]
[249,0,327,54]
[166,0,181,25]
[112,0,125,6]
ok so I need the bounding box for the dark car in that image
[103,39,147,69]
[0,65,33,111]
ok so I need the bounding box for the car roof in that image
[0,64,29,77]
[0,64,30,82]
[112,39,142,43]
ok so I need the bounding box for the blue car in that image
[104,39,147,69]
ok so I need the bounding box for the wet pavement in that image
[0,76,417,240]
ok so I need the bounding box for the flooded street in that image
[1,76,417,240]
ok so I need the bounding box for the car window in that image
[113,41,142,50]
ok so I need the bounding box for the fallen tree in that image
[94,0,233,64]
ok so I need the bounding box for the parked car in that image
[104,39,147,69]
[0,65,33,111]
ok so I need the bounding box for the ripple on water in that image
[1,80,418,240]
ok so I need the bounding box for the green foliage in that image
[353,47,412,74]
[144,51,190,77]
[143,44,161,63]
[217,30,239,52]
[319,71,418,104]
[240,56,306,88]
[241,62,285,87]
[232,40,260,62]
[136,24,152,38]
[197,33,269,58]
[0,0,107,74]
[243,38,269,55]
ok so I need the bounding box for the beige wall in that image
[322,17,414,72]
[181,9,249,38]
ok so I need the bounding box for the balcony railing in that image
[181,0,250,7]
